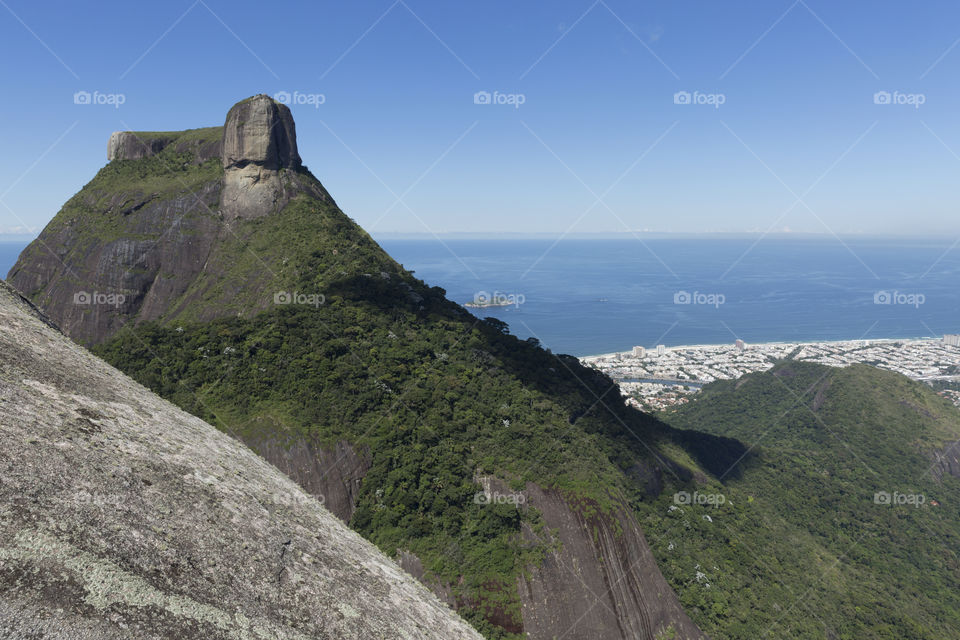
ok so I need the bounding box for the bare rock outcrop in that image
[251,437,372,522]
[107,129,222,164]
[108,131,174,161]
[222,94,300,170]
[928,441,960,481]
[8,179,225,345]
[220,94,303,220]
[477,477,707,640]
[0,279,482,640]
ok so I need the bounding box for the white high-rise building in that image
[944,334,960,347]
[735,339,745,352]
[657,344,665,357]
[632,346,645,358]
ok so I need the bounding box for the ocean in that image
[4,237,959,357]
[378,236,960,356]
[0,243,25,282]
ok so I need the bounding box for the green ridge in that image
[650,361,960,639]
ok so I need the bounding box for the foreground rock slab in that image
[0,280,482,640]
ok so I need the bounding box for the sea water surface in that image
[3,237,958,357]
[1,243,25,281]
[377,236,960,356]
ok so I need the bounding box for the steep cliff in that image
[8,95,716,639]
[0,279,482,640]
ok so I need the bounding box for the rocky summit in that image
[9,95,332,345]
[220,94,306,220]
[0,278,483,640]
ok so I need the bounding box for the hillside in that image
[652,361,960,639]
[0,278,483,639]
[7,95,714,639]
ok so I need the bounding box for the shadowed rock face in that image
[8,179,225,346]
[250,437,372,522]
[0,279,482,640]
[475,477,707,640]
[929,441,960,481]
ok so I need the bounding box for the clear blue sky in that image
[2,0,959,236]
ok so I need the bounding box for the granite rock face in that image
[222,94,301,170]
[107,129,222,163]
[0,279,482,640]
[929,441,960,481]
[475,477,707,640]
[107,131,173,161]
[221,94,302,220]
[8,178,225,346]
[250,437,372,523]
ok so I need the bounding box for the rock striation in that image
[476,477,706,640]
[0,279,482,640]
[221,94,301,170]
[220,94,304,220]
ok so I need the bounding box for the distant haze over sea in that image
[5,236,958,357]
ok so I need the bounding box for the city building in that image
[944,334,960,347]
[735,339,745,352]
[632,346,645,358]
[657,344,665,357]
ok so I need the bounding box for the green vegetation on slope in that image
[92,187,727,636]
[645,361,960,639]
[11,127,224,298]
[95,295,701,637]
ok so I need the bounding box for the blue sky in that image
[1,0,960,236]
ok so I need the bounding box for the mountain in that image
[7,95,717,639]
[0,278,482,639]
[654,361,960,639]
[9,96,347,346]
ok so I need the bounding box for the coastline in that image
[581,335,942,360]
